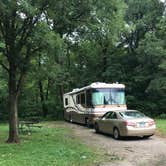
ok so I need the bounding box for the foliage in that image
[156,119,166,135]
[116,0,166,115]
[157,114,166,119]
[0,0,165,125]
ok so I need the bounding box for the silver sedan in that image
[94,110,156,139]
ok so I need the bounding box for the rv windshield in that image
[92,88,125,106]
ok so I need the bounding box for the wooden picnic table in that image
[19,120,42,134]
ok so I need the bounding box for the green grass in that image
[0,122,101,166]
[156,119,166,135]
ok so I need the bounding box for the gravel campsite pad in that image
[60,122,166,166]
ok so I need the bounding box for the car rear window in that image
[119,111,146,119]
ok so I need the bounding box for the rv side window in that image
[65,98,68,106]
[86,89,92,107]
[76,95,80,104]
[76,93,85,106]
[81,93,85,105]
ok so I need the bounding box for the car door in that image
[103,112,118,134]
[98,112,112,133]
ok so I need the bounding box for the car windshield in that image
[92,88,125,106]
[119,111,146,119]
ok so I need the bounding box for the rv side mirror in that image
[87,104,94,108]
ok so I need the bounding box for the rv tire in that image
[69,116,73,123]
[85,118,90,128]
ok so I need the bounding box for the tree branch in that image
[0,62,9,72]
[16,71,25,95]
[11,9,17,38]
[0,21,10,56]
[16,2,49,52]
[0,21,5,38]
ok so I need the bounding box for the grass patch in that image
[0,122,102,166]
[156,119,166,135]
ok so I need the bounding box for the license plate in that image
[139,122,145,127]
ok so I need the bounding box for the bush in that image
[157,113,166,119]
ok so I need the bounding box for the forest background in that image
[0,0,165,133]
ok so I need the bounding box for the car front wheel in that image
[94,123,100,133]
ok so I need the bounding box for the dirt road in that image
[64,122,166,166]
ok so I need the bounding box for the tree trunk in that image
[45,78,50,101]
[7,94,19,143]
[102,48,108,82]
[67,47,71,69]
[39,81,48,118]
[59,84,64,102]
[6,64,20,143]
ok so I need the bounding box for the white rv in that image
[63,82,127,126]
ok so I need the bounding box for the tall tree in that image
[63,0,126,86]
[117,0,166,113]
[0,1,49,143]
[135,17,166,115]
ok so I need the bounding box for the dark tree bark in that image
[7,93,19,143]
[39,80,48,118]
[7,63,20,143]
[59,84,64,102]
[100,41,109,82]
[45,78,50,101]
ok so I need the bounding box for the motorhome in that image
[63,82,127,126]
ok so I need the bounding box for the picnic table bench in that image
[19,120,42,134]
